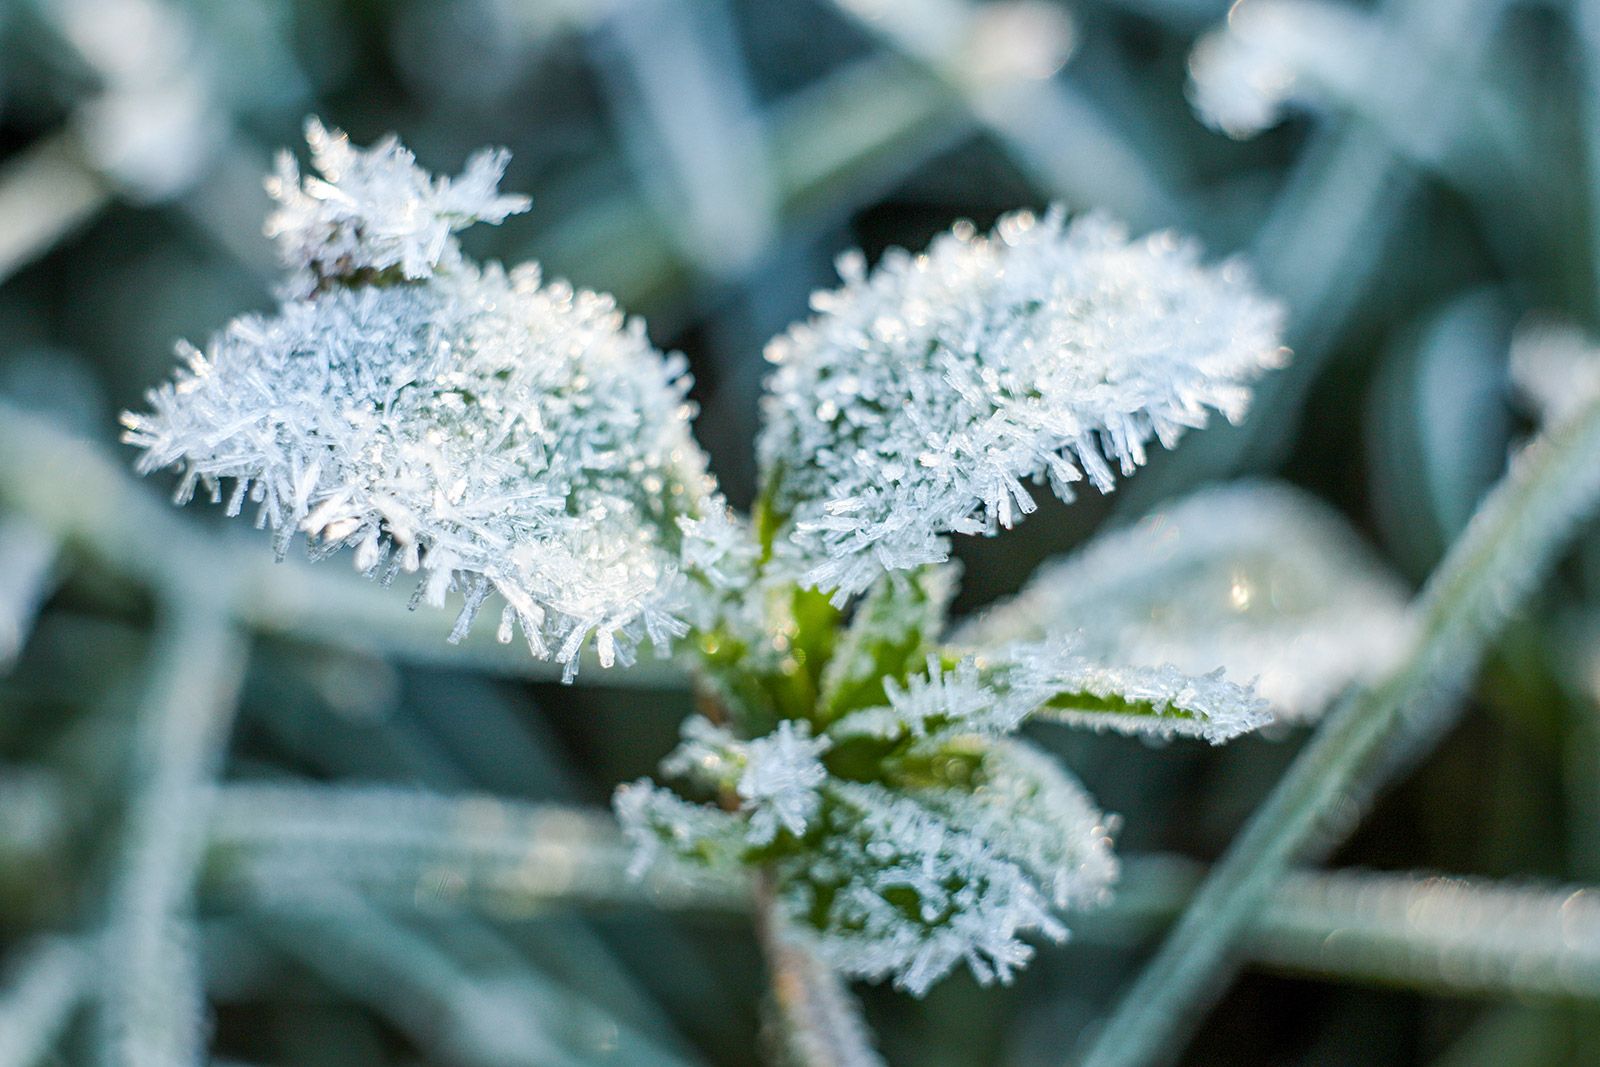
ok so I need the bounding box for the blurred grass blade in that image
[0,132,109,286]
[0,516,60,673]
[594,0,777,277]
[207,783,749,916]
[830,0,1181,228]
[98,596,247,1067]
[1101,858,1600,1000]
[0,937,88,1067]
[251,888,703,1067]
[1077,386,1600,1067]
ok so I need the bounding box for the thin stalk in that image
[96,591,247,1067]
[754,873,885,1067]
[1077,391,1600,1067]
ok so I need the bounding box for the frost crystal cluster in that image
[124,121,727,676]
[758,208,1285,600]
[125,124,1316,997]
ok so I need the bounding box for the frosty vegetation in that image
[121,123,1406,998]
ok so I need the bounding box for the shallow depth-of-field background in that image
[3,0,1600,1064]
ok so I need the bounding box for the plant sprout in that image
[126,121,1297,1000]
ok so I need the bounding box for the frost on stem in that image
[757,208,1285,602]
[956,481,1413,721]
[123,121,730,677]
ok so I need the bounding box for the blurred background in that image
[2,0,1600,1064]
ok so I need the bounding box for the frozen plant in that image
[125,123,1385,1002]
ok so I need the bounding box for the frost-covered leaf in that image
[818,564,958,721]
[957,481,1412,721]
[777,779,1067,996]
[910,739,1118,911]
[1187,0,1379,139]
[124,124,731,678]
[757,208,1285,602]
[829,638,1268,747]
[1021,649,1271,743]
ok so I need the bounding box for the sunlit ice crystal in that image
[265,117,531,297]
[757,207,1287,603]
[122,123,722,678]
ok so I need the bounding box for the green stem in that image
[754,871,884,1067]
[1076,393,1600,1067]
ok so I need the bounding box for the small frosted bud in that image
[265,118,530,295]
[123,123,722,677]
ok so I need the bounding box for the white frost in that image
[759,208,1285,601]
[266,118,530,296]
[124,125,721,678]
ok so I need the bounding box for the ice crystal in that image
[758,208,1285,601]
[266,119,530,296]
[738,722,832,845]
[957,482,1412,720]
[124,125,722,677]
[613,779,747,878]
[661,717,831,846]
[1187,0,1376,139]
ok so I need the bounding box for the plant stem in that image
[754,872,884,1067]
[1076,392,1600,1067]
